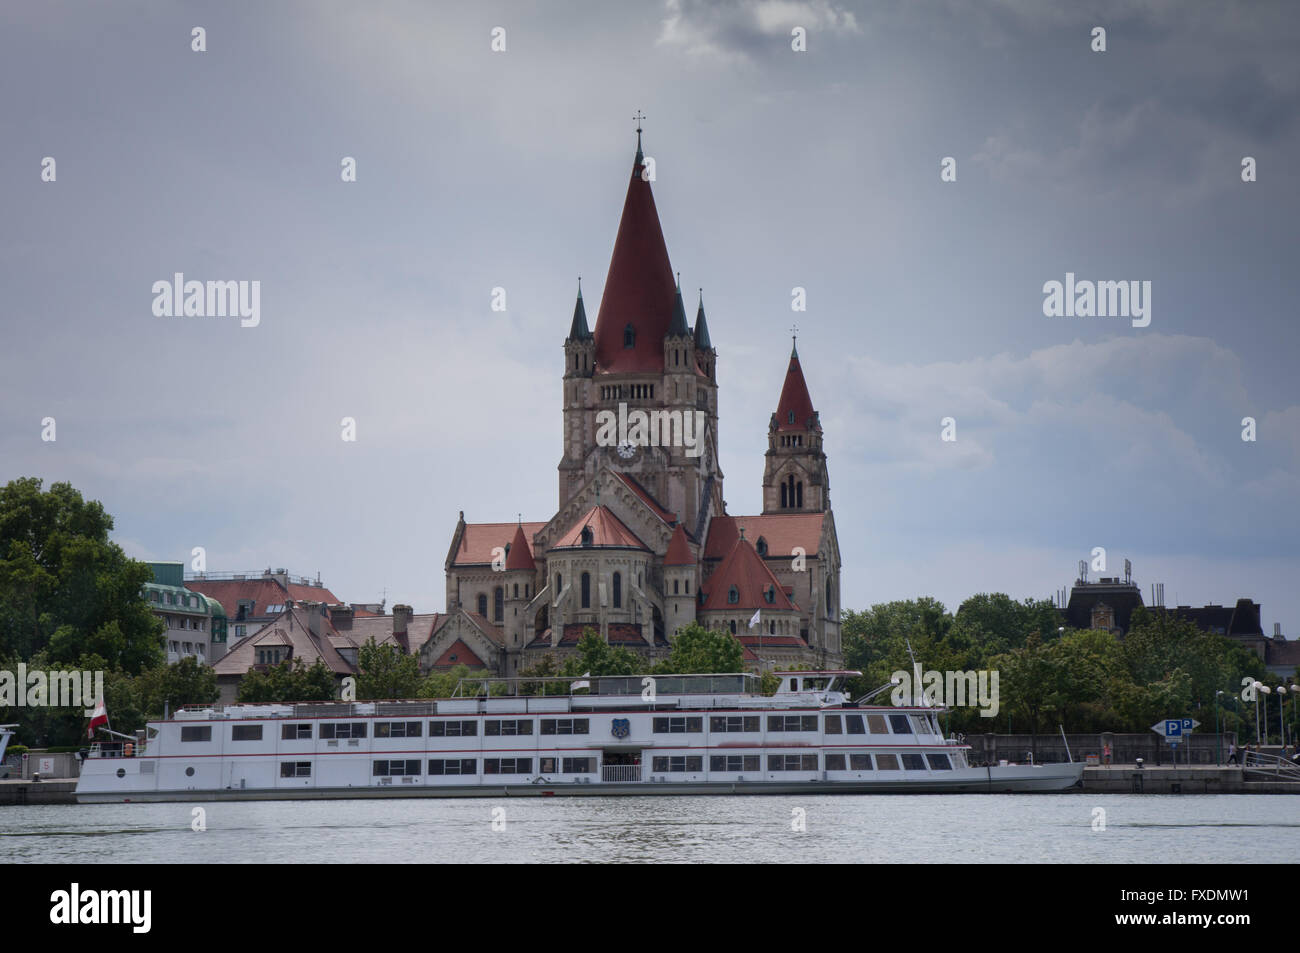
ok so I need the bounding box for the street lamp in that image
[1278,686,1289,748]
[1215,691,1225,765]
[1258,684,1272,747]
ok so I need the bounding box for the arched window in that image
[729,620,737,634]
[685,579,690,594]
[613,572,622,608]
[673,579,679,595]
[788,410,795,425]
[494,586,504,622]
[513,584,519,598]
[756,536,768,556]
[581,526,593,547]
[727,585,739,604]
[826,579,834,617]
[581,572,591,608]
[624,324,636,348]
[797,481,803,508]
[780,483,788,508]
[769,620,775,635]
[477,593,488,617]
[556,574,562,594]
[764,585,775,605]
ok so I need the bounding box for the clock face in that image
[617,442,637,460]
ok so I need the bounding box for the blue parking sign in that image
[1166,720,1182,737]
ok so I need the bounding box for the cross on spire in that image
[790,324,800,357]
[633,110,645,158]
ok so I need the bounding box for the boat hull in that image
[76,764,1083,802]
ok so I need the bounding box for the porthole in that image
[185,766,195,777]
[116,768,125,778]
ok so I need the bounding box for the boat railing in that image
[601,764,642,783]
[88,741,141,759]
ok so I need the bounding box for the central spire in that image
[592,126,677,375]
[774,338,819,432]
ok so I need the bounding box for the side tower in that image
[560,282,596,505]
[762,336,829,514]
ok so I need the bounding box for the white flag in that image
[749,610,760,629]
[570,671,591,692]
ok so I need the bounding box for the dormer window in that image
[581,526,594,547]
[756,537,768,556]
[727,585,739,604]
[764,585,775,604]
[788,410,795,425]
[624,324,636,349]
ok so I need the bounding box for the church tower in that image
[762,336,830,514]
[557,124,724,535]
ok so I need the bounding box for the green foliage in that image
[135,656,219,715]
[236,657,336,703]
[0,478,163,672]
[356,638,424,700]
[654,623,744,674]
[559,629,640,679]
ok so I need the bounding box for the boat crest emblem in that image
[610,718,630,739]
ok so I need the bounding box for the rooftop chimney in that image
[393,604,413,654]
[328,604,354,631]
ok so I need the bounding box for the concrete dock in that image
[1081,764,1298,794]
[0,778,78,804]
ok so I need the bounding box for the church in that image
[418,130,843,676]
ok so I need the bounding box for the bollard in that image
[1135,757,1144,771]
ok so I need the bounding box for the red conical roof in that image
[593,147,676,375]
[505,523,535,571]
[700,537,797,612]
[664,524,694,566]
[774,342,819,432]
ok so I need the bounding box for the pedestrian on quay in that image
[1227,742,1238,765]
[1103,743,1112,766]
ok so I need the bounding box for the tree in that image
[559,629,640,679]
[236,658,336,703]
[655,623,744,674]
[136,657,219,716]
[356,638,423,700]
[0,478,163,672]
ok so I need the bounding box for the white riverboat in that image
[75,672,1083,802]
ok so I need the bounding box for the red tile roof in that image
[737,634,807,648]
[705,513,825,561]
[505,523,536,571]
[700,537,798,612]
[614,471,677,524]
[452,521,547,567]
[664,524,694,566]
[185,576,342,621]
[592,146,677,375]
[212,605,353,677]
[552,505,649,550]
[430,638,485,670]
[774,345,819,432]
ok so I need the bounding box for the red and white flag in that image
[87,697,108,739]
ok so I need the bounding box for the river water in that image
[1,795,1294,863]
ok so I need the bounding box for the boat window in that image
[825,754,846,771]
[926,753,953,770]
[768,754,818,771]
[875,753,900,770]
[484,758,533,775]
[541,718,589,735]
[231,724,263,742]
[562,757,595,773]
[866,715,889,734]
[180,726,212,743]
[710,755,761,772]
[710,715,760,732]
[320,722,367,739]
[824,715,842,734]
[429,758,477,775]
[485,719,533,736]
[901,753,927,771]
[888,714,913,734]
[652,756,703,772]
[281,723,312,740]
[653,716,703,733]
[767,715,818,732]
[279,762,311,778]
[376,721,423,738]
[429,720,476,737]
[372,759,421,777]
[912,715,931,735]
[850,754,872,770]
[845,715,866,735]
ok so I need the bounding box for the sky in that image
[2,1,1297,634]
